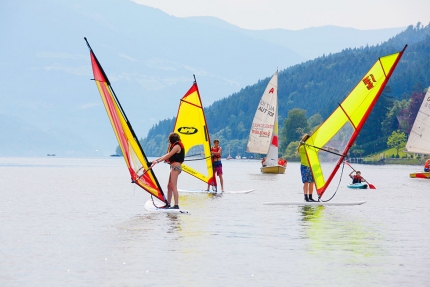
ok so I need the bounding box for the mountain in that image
[142,24,430,157]
[185,17,404,60]
[0,0,404,156]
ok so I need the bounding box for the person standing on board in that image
[207,139,224,192]
[297,134,317,202]
[424,158,430,172]
[151,132,184,209]
[349,170,364,183]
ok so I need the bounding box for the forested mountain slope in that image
[142,24,430,157]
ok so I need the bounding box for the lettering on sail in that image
[362,74,377,90]
[177,127,198,135]
[257,100,275,117]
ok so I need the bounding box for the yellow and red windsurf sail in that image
[304,45,407,199]
[85,38,167,203]
[173,80,216,187]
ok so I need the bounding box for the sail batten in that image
[305,46,407,199]
[85,38,167,203]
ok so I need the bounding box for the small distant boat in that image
[226,147,232,160]
[246,70,286,174]
[47,154,56,156]
[410,172,430,179]
[110,154,121,157]
[347,183,368,189]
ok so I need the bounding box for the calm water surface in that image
[0,157,429,286]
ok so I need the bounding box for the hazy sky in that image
[132,0,430,30]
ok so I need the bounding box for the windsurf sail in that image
[405,87,430,155]
[246,71,278,155]
[303,45,407,200]
[84,38,167,204]
[173,78,216,187]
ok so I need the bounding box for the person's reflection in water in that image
[208,192,223,200]
[166,214,182,234]
[300,205,324,223]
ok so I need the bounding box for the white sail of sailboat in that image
[405,87,430,155]
[246,71,287,174]
[405,87,430,179]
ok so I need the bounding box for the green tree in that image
[283,141,300,161]
[381,99,409,136]
[387,130,407,156]
[280,108,309,153]
[307,113,323,133]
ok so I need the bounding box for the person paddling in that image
[349,170,364,184]
[349,170,372,188]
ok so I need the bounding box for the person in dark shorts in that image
[297,134,317,202]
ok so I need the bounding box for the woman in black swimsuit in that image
[150,132,185,209]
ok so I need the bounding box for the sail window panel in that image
[307,116,354,191]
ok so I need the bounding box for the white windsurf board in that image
[263,201,366,206]
[178,188,255,194]
[144,200,190,214]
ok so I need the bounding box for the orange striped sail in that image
[84,38,167,204]
[304,46,407,200]
[173,80,216,187]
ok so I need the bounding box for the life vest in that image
[211,146,221,160]
[352,175,362,183]
[425,161,430,169]
[167,141,185,164]
[278,158,287,167]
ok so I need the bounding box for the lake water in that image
[1,157,429,286]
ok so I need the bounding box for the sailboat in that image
[265,45,407,205]
[84,38,188,214]
[246,70,287,174]
[226,147,232,160]
[405,87,430,179]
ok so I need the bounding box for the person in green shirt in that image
[297,134,317,202]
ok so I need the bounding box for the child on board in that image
[349,170,364,184]
[150,132,184,209]
[207,139,224,192]
[297,134,317,202]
